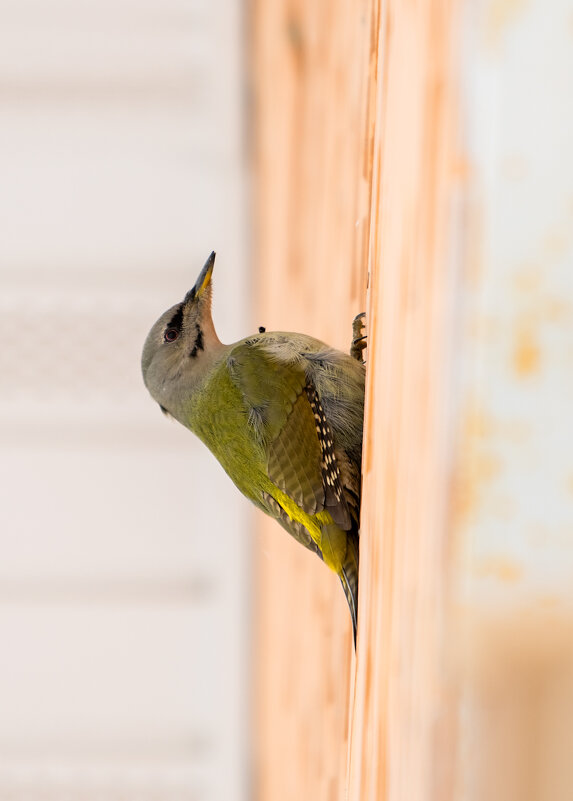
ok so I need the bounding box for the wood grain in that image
[252,0,460,799]
[253,1,573,800]
[348,2,461,800]
[251,1,373,799]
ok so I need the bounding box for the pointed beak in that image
[186,251,216,303]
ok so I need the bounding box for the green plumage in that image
[141,253,364,642]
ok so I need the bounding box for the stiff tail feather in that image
[320,522,360,646]
[339,531,359,646]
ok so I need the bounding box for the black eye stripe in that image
[163,305,184,343]
[166,305,184,332]
[189,324,204,358]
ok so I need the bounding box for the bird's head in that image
[142,251,224,415]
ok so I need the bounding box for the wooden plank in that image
[252,0,461,797]
[348,2,461,799]
[253,0,573,799]
[251,1,374,798]
[349,1,573,800]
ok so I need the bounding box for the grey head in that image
[141,251,224,418]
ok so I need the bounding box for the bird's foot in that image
[350,312,367,363]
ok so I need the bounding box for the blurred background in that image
[2,0,573,800]
[0,1,248,799]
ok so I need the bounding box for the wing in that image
[226,340,352,531]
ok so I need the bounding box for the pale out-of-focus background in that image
[0,2,248,800]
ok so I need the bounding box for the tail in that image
[339,530,359,647]
[320,521,360,646]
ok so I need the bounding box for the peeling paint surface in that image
[456,0,573,612]
[454,2,573,798]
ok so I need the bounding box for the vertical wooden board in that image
[251,0,373,798]
[348,1,462,800]
[348,1,573,800]
[253,0,573,798]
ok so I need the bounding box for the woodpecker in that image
[142,252,365,642]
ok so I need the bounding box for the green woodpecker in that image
[141,252,365,641]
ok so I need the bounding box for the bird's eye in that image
[164,328,179,343]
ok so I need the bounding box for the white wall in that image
[0,2,249,799]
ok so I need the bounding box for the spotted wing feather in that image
[227,341,351,530]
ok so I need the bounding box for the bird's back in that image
[183,330,364,638]
[184,330,364,497]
